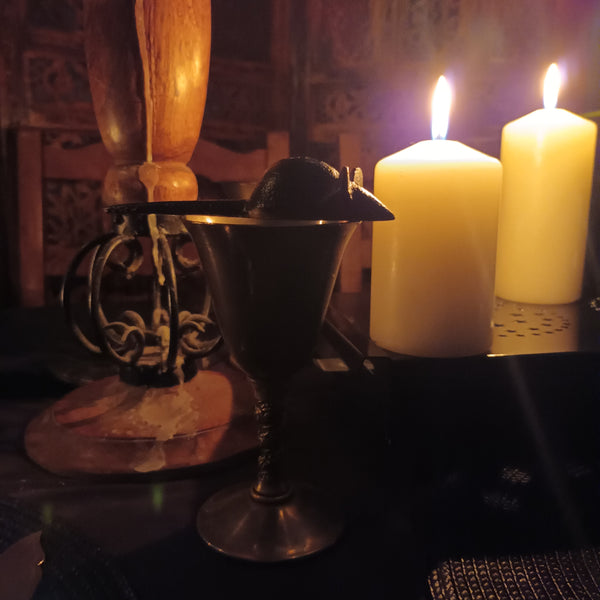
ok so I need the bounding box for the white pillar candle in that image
[495,63,597,304]
[370,77,502,357]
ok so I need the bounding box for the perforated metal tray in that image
[324,293,600,370]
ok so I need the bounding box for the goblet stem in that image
[251,379,291,502]
[196,372,344,562]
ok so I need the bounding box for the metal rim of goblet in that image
[184,215,355,226]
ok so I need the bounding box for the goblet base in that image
[197,481,343,562]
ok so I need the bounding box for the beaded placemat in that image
[429,549,600,600]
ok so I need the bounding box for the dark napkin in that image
[0,499,136,600]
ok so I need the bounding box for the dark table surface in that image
[2,300,600,599]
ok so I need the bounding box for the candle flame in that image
[543,63,560,109]
[431,75,451,140]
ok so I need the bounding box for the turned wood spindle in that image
[84,0,211,205]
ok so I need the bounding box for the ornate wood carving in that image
[43,178,103,276]
[23,49,95,128]
[203,59,272,145]
[40,130,105,278]
[9,0,285,139]
[27,0,83,32]
[26,0,84,47]
[308,0,373,72]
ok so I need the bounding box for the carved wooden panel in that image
[26,0,84,47]
[308,0,373,72]
[24,53,95,128]
[8,0,286,140]
[18,0,91,128]
[43,178,103,276]
[41,130,104,277]
[203,59,274,147]
[211,0,271,63]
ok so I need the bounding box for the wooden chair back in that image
[16,129,289,306]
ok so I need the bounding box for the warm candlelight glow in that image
[371,74,501,357]
[495,62,597,304]
[543,63,560,109]
[431,75,451,140]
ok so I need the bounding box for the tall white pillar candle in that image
[495,64,597,304]
[370,77,502,357]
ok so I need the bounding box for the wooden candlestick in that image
[25,0,259,476]
[84,0,211,204]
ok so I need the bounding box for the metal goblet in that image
[184,213,358,562]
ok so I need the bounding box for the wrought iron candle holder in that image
[25,201,257,476]
[61,202,226,385]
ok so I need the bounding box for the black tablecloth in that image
[2,306,600,599]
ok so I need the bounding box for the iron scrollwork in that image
[61,207,221,386]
